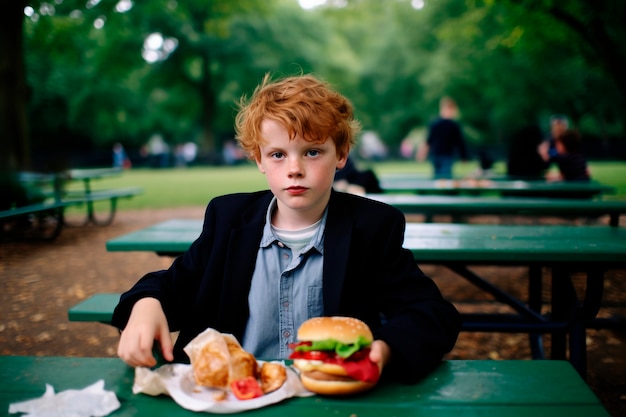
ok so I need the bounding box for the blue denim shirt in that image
[241,197,326,359]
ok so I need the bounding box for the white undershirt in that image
[271,219,322,253]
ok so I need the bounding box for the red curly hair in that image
[235,73,360,162]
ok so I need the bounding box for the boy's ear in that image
[255,158,265,173]
[336,154,348,170]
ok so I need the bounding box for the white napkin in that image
[8,380,120,417]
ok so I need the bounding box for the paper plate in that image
[133,361,313,414]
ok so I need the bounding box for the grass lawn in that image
[68,160,626,212]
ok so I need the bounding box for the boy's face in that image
[256,119,347,227]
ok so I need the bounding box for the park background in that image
[2,0,625,171]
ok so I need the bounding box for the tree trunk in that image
[0,0,30,172]
[199,49,216,161]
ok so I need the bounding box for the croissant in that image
[184,328,258,390]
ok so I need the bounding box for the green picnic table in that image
[379,176,615,198]
[101,219,626,378]
[0,356,610,417]
[61,168,142,226]
[366,194,626,226]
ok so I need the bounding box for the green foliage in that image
[20,0,626,163]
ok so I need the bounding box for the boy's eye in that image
[271,152,284,159]
[306,149,320,157]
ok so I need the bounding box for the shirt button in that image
[282,330,290,338]
[283,254,289,259]
[283,301,289,308]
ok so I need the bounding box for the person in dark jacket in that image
[506,124,549,180]
[417,97,468,179]
[539,128,590,182]
[112,74,461,383]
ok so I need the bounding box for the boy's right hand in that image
[117,297,174,367]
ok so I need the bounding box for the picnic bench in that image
[1,168,142,238]
[366,194,626,226]
[62,186,143,226]
[0,356,610,416]
[95,219,626,378]
[59,168,143,226]
[0,199,84,240]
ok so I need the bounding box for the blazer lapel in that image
[322,192,353,315]
[217,193,272,336]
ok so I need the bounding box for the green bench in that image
[0,200,84,240]
[68,293,119,323]
[62,186,143,226]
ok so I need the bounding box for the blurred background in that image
[2,0,625,171]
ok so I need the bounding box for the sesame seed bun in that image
[296,316,373,345]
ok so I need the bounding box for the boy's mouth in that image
[286,186,308,195]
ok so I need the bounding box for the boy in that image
[112,74,461,383]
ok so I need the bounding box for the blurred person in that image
[538,128,590,181]
[112,143,131,169]
[506,125,548,179]
[183,142,198,165]
[358,131,388,161]
[146,133,170,168]
[334,155,383,195]
[543,115,569,159]
[222,139,246,165]
[111,73,461,383]
[417,97,468,179]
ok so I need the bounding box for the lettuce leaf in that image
[294,336,372,358]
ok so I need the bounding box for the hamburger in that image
[289,316,380,395]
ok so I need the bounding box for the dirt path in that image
[1,208,624,416]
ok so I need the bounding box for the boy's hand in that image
[369,339,391,372]
[117,297,174,367]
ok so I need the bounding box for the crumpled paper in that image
[8,380,120,417]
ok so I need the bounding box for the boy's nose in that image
[287,158,304,177]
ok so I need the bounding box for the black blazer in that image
[111,190,461,383]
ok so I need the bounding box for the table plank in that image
[403,223,626,264]
[106,220,626,266]
[379,176,615,198]
[366,194,626,226]
[0,357,610,417]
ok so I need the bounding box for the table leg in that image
[83,178,94,223]
[528,265,545,359]
[550,268,574,361]
[568,269,605,380]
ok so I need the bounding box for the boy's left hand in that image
[369,340,391,372]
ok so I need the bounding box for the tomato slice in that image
[230,376,263,400]
[289,350,332,361]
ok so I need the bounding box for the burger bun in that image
[299,372,376,396]
[297,316,373,345]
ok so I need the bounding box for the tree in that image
[1,0,29,171]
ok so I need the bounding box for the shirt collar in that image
[260,196,327,255]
